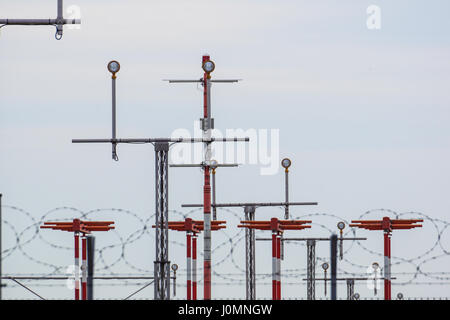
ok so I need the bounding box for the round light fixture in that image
[337,222,345,230]
[210,159,218,170]
[281,158,292,169]
[397,293,403,300]
[171,264,178,272]
[372,262,379,270]
[202,60,215,73]
[322,262,329,270]
[107,60,120,75]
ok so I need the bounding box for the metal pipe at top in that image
[0,19,81,25]
[72,137,249,144]
[182,202,318,208]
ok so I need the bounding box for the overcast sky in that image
[1,0,450,300]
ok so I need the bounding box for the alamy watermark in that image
[66,5,82,30]
[367,5,381,30]
[170,121,280,175]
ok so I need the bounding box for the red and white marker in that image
[74,232,80,300]
[187,231,192,300]
[81,236,87,300]
[192,234,198,300]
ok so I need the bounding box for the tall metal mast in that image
[166,55,244,300]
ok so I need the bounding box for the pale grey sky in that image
[1,0,450,299]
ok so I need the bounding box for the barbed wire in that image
[1,204,450,298]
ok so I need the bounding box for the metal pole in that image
[330,234,337,300]
[154,142,170,300]
[0,193,2,300]
[74,232,80,300]
[384,230,391,300]
[212,168,217,221]
[276,233,281,300]
[87,235,95,300]
[81,236,87,300]
[56,0,64,37]
[284,169,289,219]
[186,231,191,300]
[57,0,63,19]
[346,279,354,300]
[244,206,256,300]
[202,55,212,300]
[111,75,118,160]
[306,239,316,300]
[272,231,277,300]
[192,234,197,300]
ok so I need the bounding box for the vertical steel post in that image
[202,54,213,300]
[276,233,281,300]
[87,235,95,300]
[384,230,391,300]
[306,239,316,300]
[0,193,2,300]
[57,0,63,19]
[244,206,256,300]
[186,231,192,300]
[74,231,80,300]
[330,234,337,300]
[154,142,170,300]
[192,234,198,300]
[56,0,64,37]
[203,165,211,300]
[271,231,277,300]
[111,74,118,160]
[212,168,217,221]
[81,236,87,300]
[346,279,355,300]
[284,169,289,219]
